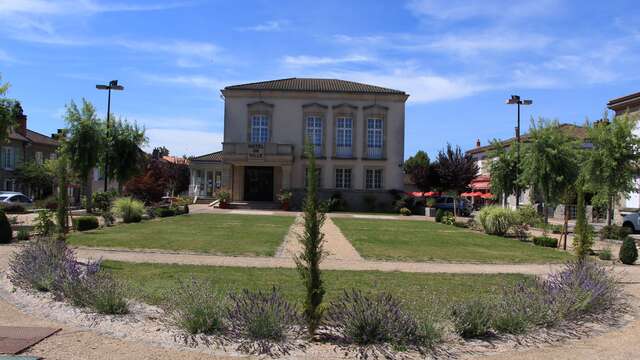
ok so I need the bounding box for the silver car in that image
[0,192,34,208]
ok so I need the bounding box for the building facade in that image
[607,91,640,210]
[190,78,408,210]
[1,105,59,196]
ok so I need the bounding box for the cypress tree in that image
[619,237,638,265]
[295,143,326,338]
[56,154,69,240]
[0,209,11,244]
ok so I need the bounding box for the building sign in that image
[248,143,265,160]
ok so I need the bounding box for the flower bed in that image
[3,238,630,359]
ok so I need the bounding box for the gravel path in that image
[276,216,362,261]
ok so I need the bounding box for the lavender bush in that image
[165,278,227,335]
[8,237,72,292]
[451,298,493,338]
[228,288,303,356]
[83,272,129,315]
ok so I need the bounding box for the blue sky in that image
[1,0,639,158]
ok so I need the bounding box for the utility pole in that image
[506,95,532,208]
[96,80,124,192]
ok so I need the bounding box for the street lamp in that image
[96,80,124,192]
[505,94,532,208]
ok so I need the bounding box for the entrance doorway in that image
[244,166,274,201]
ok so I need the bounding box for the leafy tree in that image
[152,146,170,159]
[14,161,55,199]
[435,144,479,216]
[295,143,326,338]
[520,119,580,223]
[403,150,440,192]
[0,74,17,145]
[573,180,593,258]
[584,114,640,225]
[63,99,104,212]
[488,140,519,207]
[104,117,147,190]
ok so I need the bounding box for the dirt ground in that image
[2,241,640,359]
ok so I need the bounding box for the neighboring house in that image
[607,91,640,210]
[465,124,589,217]
[189,78,409,210]
[1,104,59,197]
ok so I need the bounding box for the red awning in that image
[424,191,441,197]
[471,181,490,191]
[480,193,495,199]
[409,192,424,197]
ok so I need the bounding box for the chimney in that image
[476,139,481,147]
[16,114,27,137]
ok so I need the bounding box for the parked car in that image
[621,211,639,233]
[433,196,472,216]
[0,192,34,209]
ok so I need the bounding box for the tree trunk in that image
[562,204,569,250]
[607,196,613,226]
[84,177,93,213]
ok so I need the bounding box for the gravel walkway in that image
[276,216,362,261]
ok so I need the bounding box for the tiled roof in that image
[225,78,406,95]
[608,91,640,110]
[25,130,59,146]
[162,155,190,165]
[191,151,223,162]
[467,124,588,155]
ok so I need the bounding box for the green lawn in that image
[104,261,531,311]
[333,218,571,264]
[68,214,294,257]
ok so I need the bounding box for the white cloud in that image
[427,31,552,56]
[141,74,228,91]
[406,0,559,21]
[283,54,372,66]
[144,128,223,157]
[316,69,489,103]
[115,39,221,61]
[237,20,284,32]
[0,0,189,15]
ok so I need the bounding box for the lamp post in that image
[96,80,124,192]
[505,95,532,208]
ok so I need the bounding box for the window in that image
[365,169,383,189]
[335,168,352,189]
[305,116,323,156]
[3,179,14,192]
[35,151,43,165]
[250,115,269,143]
[215,170,222,189]
[335,117,353,157]
[304,167,322,188]
[2,147,15,170]
[49,153,57,160]
[366,118,384,158]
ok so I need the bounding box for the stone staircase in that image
[228,201,280,210]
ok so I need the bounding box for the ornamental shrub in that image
[0,209,11,244]
[442,211,455,225]
[435,208,445,222]
[16,229,30,241]
[165,278,227,335]
[477,206,518,236]
[323,289,422,347]
[228,288,302,355]
[516,205,541,227]
[0,203,26,214]
[112,197,144,223]
[600,225,631,241]
[35,195,57,210]
[8,237,71,292]
[533,236,558,248]
[399,207,412,216]
[73,216,99,231]
[451,298,493,338]
[599,248,613,261]
[84,272,129,315]
[156,207,176,218]
[34,210,55,236]
[619,237,638,265]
